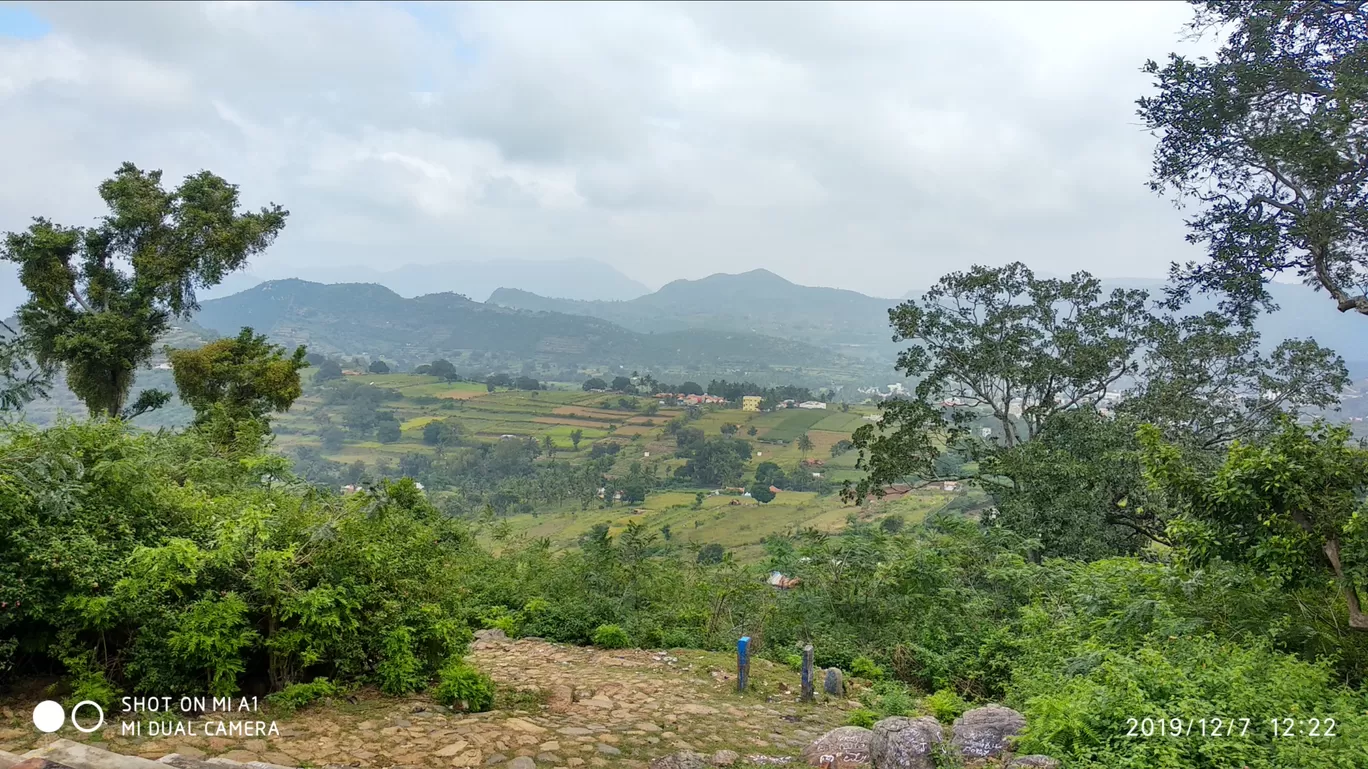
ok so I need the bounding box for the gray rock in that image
[485,755,509,765]
[711,750,740,767]
[650,751,708,769]
[950,705,1027,760]
[823,668,845,697]
[475,628,509,642]
[536,754,560,763]
[507,757,536,769]
[800,725,872,769]
[869,716,942,769]
[596,745,622,756]
[1006,758,1059,769]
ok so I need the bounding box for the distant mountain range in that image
[192,279,868,378]
[490,269,900,359]
[495,269,1363,363]
[198,258,651,304]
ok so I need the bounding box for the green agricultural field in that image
[759,408,830,441]
[485,485,961,562]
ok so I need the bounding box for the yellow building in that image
[742,395,763,412]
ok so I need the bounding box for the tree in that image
[830,439,854,457]
[315,359,343,383]
[368,359,390,374]
[747,426,758,437]
[344,401,377,435]
[720,423,738,436]
[621,478,647,505]
[692,491,705,510]
[542,434,556,457]
[0,320,51,412]
[680,381,704,396]
[514,376,541,391]
[748,482,775,504]
[1142,419,1368,630]
[754,461,785,487]
[2,162,287,418]
[846,264,1150,503]
[611,376,634,393]
[168,327,307,434]
[582,377,607,391]
[696,543,725,565]
[429,359,457,380]
[660,524,672,541]
[376,421,401,444]
[1139,1,1368,319]
[320,425,345,452]
[570,429,584,450]
[677,437,750,486]
[797,432,814,456]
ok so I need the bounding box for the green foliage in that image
[266,677,342,714]
[920,688,968,722]
[1139,1,1368,319]
[168,326,307,442]
[855,680,916,720]
[845,709,878,729]
[849,655,885,681]
[0,320,51,412]
[433,659,495,712]
[748,483,775,504]
[591,624,630,649]
[0,420,474,698]
[2,162,287,417]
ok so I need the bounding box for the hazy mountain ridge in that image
[488,268,900,357]
[191,279,864,375]
[194,258,651,305]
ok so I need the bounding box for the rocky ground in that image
[1,635,859,769]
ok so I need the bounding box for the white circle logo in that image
[32,700,64,733]
[70,700,105,733]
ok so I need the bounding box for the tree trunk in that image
[1323,538,1368,631]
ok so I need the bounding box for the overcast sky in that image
[0,0,1206,295]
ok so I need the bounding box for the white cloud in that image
[0,0,1207,296]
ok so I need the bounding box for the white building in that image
[797,401,828,410]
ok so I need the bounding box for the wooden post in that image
[800,644,814,702]
[737,636,750,692]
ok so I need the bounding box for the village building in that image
[742,395,763,411]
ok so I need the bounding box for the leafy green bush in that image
[920,689,969,722]
[433,659,494,712]
[850,655,886,681]
[266,678,341,714]
[783,653,803,672]
[592,624,630,649]
[846,709,878,728]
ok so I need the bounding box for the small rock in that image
[596,744,622,756]
[869,717,942,769]
[508,757,537,769]
[538,754,561,763]
[800,726,871,769]
[540,742,562,752]
[437,741,472,757]
[636,723,663,733]
[486,754,510,765]
[1006,758,1059,769]
[476,628,510,642]
[559,727,594,737]
[506,718,549,734]
[649,750,708,769]
[951,705,1026,760]
[823,669,844,697]
[711,750,740,766]
[676,704,718,716]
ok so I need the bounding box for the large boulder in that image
[650,751,709,769]
[801,726,873,769]
[868,716,942,769]
[1006,757,1059,769]
[950,705,1027,760]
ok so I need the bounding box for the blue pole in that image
[737,636,751,692]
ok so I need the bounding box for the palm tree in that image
[797,432,814,457]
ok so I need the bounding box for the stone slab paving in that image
[1,639,855,769]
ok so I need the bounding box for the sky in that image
[0,0,1208,295]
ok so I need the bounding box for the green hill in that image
[488,269,900,359]
[193,280,875,381]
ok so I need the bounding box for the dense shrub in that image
[0,420,476,703]
[591,624,630,649]
[433,659,494,712]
